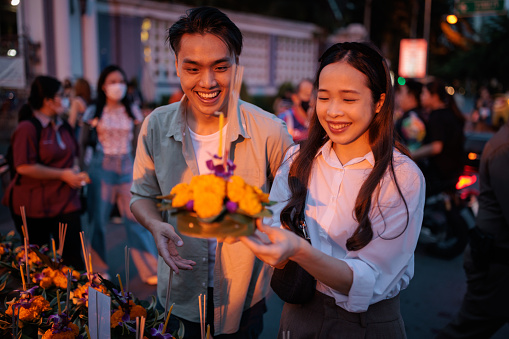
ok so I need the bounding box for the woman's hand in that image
[61,169,90,189]
[240,219,305,268]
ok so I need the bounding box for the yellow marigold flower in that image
[238,187,262,215]
[194,192,223,219]
[191,174,226,200]
[227,175,246,203]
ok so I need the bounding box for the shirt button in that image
[202,257,207,262]
[202,282,206,287]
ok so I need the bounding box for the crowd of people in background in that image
[1,5,509,338]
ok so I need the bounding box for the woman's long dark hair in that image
[280,42,410,251]
[94,65,135,120]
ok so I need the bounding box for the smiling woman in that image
[239,42,426,338]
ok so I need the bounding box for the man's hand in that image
[130,199,196,274]
[150,220,196,273]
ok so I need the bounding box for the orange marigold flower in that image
[238,186,262,215]
[253,186,270,203]
[194,192,223,219]
[171,184,194,208]
[0,244,5,255]
[227,175,246,203]
[191,174,226,200]
[110,309,124,328]
[42,322,80,339]
[130,304,147,319]
[6,296,50,323]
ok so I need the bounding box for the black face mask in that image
[300,101,310,112]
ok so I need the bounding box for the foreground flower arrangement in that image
[0,232,183,338]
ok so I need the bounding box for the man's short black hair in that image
[167,6,243,58]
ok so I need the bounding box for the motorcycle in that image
[418,132,493,259]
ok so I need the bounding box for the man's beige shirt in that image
[130,96,293,334]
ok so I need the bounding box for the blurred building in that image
[4,0,323,104]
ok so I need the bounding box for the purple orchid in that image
[149,323,174,339]
[206,155,236,179]
[47,313,73,333]
[226,201,238,213]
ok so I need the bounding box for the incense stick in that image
[117,274,124,296]
[164,269,174,319]
[23,238,29,286]
[125,246,130,294]
[140,316,145,339]
[52,238,57,263]
[162,303,173,334]
[57,289,61,314]
[199,294,204,339]
[79,232,90,281]
[20,265,26,291]
[66,269,71,313]
[58,223,67,256]
[20,206,28,243]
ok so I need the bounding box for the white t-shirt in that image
[188,124,228,287]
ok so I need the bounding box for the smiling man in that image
[130,7,293,338]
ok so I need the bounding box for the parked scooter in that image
[418,132,492,259]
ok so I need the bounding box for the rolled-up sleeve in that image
[130,116,161,206]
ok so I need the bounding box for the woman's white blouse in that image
[266,141,425,312]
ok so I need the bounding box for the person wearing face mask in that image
[80,65,158,284]
[2,76,88,270]
[277,78,314,141]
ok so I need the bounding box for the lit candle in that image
[218,112,224,157]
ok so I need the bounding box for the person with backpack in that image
[2,75,89,270]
